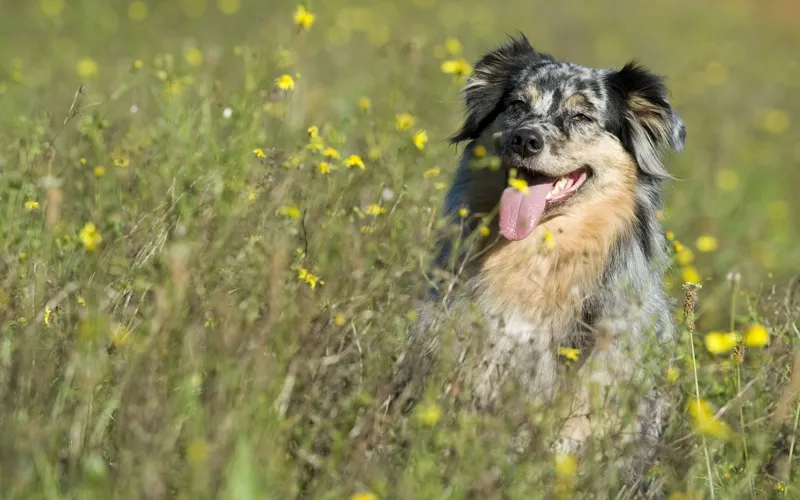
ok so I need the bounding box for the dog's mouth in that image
[499,167,590,241]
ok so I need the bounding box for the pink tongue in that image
[499,177,555,241]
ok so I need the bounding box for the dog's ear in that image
[608,62,686,180]
[450,35,552,144]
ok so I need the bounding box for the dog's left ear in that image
[608,62,686,180]
[450,35,552,144]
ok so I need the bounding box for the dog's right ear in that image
[449,35,552,144]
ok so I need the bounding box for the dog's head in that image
[451,35,685,242]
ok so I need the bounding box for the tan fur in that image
[563,92,588,110]
[525,84,540,102]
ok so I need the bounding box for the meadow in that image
[1,0,799,498]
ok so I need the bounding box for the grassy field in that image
[1,0,799,498]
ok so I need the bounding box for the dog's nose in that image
[510,128,544,158]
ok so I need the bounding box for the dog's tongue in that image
[499,177,555,241]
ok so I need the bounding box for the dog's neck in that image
[475,183,638,332]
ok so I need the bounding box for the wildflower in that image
[44,307,53,327]
[441,58,473,78]
[423,166,440,178]
[76,57,98,78]
[94,166,105,177]
[479,225,491,237]
[253,148,266,158]
[681,266,700,284]
[351,493,378,500]
[186,439,209,465]
[278,205,301,220]
[132,59,144,70]
[318,162,333,174]
[667,366,680,383]
[665,231,675,241]
[293,4,315,31]
[183,47,204,67]
[509,178,529,195]
[704,331,738,355]
[365,204,386,216]
[77,296,87,308]
[247,191,257,202]
[675,247,694,266]
[695,235,718,253]
[359,96,371,111]
[344,154,365,169]
[687,398,731,440]
[111,149,130,167]
[416,402,442,425]
[222,107,233,119]
[307,126,319,139]
[79,223,102,251]
[473,145,487,158]
[80,157,87,165]
[24,200,40,210]
[434,182,447,190]
[412,130,428,150]
[744,324,769,347]
[445,37,463,55]
[558,347,580,361]
[406,310,418,321]
[554,453,577,477]
[306,137,325,153]
[275,74,295,91]
[127,1,148,21]
[458,207,469,218]
[297,267,324,289]
[715,169,740,191]
[333,313,346,326]
[395,113,415,131]
[323,147,341,160]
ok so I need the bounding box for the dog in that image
[388,34,686,492]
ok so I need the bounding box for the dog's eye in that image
[508,99,528,111]
[571,113,592,122]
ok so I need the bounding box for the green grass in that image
[1,0,799,498]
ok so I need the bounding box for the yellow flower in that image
[278,205,301,220]
[333,313,346,326]
[351,493,378,500]
[704,331,739,355]
[344,154,365,169]
[186,439,209,465]
[687,398,731,440]
[76,57,98,78]
[293,4,315,31]
[247,191,257,202]
[94,166,105,177]
[297,267,324,289]
[275,74,295,91]
[132,59,144,70]
[715,169,740,191]
[127,1,148,21]
[458,207,469,218]
[478,225,491,237]
[473,145,487,158]
[24,200,40,210]
[744,324,769,347]
[508,178,529,194]
[695,235,718,253]
[306,137,325,153]
[667,366,680,383]
[445,37,463,55]
[543,229,556,249]
[183,47,204,67]
[77,296,87,308]
[412,130,428,150]
[441,58,473,77]
[416,402,442,426]
[558,347,580,361]
[307,126,319,139]
[665,230,675,241]
[359,96,371,111]
[681,266,700,284]
[318,162,333,174]
[44,307,53,327]
[323,147,341,160]
[554,453,577,477]
[365,204,386,216]
[80,157,87,165]
[253,148,266,158]
[112,149,130,167]
[395,113,415,131]
[110,325,132,347]
[434,182,447,190]
[676,247,694,266]
[423,166,440,178]
[79,222,102,251]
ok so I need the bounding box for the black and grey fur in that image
[389,35,685,494]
